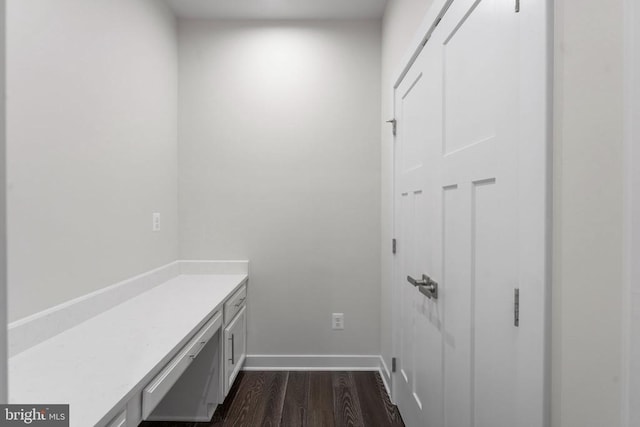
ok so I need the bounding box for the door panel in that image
[442,183,472,427]
[443,0,499,155]
[473,178,517,427]
[413,188,443,425]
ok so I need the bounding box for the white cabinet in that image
[224,304,246,395]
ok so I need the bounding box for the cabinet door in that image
[224,305,246,395]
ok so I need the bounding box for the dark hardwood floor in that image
[140,371,404,427]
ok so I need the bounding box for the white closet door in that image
[392,1,548,426]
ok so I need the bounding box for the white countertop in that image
[9,273,247,427]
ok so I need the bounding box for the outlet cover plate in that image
[332,313,344,330]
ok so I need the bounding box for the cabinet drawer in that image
[224,284,247,324]
[142,310,222,419]
[105,410,126,427]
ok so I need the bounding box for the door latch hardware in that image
[386,119,397,136]
[392,357,397,373]
[515,0,520,12]
[392,238,397,254]
[407,274,438,299]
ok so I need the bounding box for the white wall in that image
[6,0,179,322]
[379,0,436,381]
[553,0,624,426]
[178,20,382,356]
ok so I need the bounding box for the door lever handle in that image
[407,274,438,299]
[407,274,428,287]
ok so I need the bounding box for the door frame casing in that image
[388,1,553,424]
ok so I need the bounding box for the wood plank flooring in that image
[140,371,404,427]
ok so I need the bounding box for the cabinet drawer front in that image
[224,284,247,324]
[142,310,222,419]
[105,410,126,427]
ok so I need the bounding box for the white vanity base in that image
[8,260,248,427]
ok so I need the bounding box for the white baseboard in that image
[243,354,381,371]
[243,354,394,403]
[145,414,212,423]
[9,260,249,356]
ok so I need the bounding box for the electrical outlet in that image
[152,213,161,231]
[332,313,344,330]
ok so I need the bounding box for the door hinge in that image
[514,288,520,327]
[392,238,397,255]
[392,357,397,373]
[386,118,397,137]
[515,0,520,12]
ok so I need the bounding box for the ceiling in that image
[164,0,388,20]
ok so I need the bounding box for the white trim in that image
[391,0,453,90]
[243,355,395,405]
[145,414,212,423]
[389,77,398,403]
[379,354,391,383]
[378,355,392,400]
[242,354,381,371]
[389,73,399,405]
[8,260,249,356]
